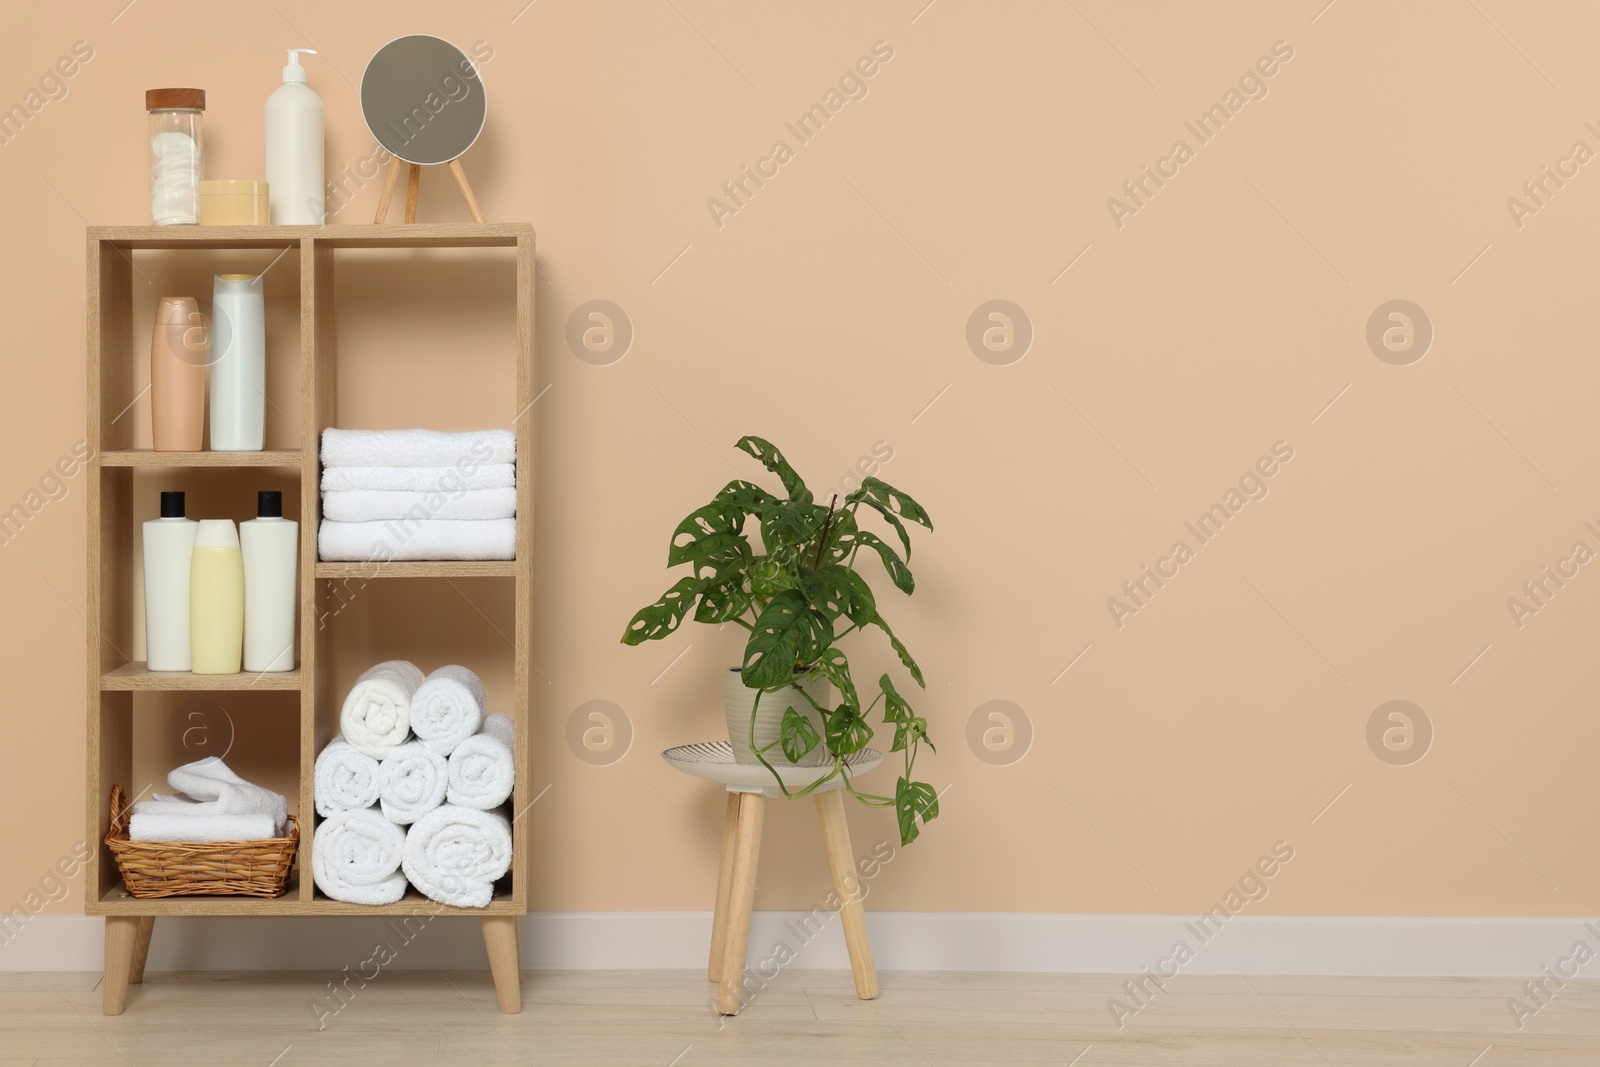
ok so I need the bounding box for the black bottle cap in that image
[257,490,282,518]
[159,491,185,518]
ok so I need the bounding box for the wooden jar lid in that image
[146,88,206,111]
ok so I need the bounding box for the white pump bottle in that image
[265,48,324,224]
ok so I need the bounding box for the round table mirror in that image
[360,35,487,166]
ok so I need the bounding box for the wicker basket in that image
[105,784,298,898]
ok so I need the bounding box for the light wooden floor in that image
[4,969,1598,1065]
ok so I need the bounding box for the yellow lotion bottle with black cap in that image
[190,519,244,674]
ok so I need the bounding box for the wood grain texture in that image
[512,228,534,908]
[101,916,138,1014]
[374,156,403,224]
[89,883,523,916]
[480,915,523,1013]
[128,916,155,984]
[404,164,421,224]
[99,663,303,690]
[99,449,301,467]
[21,969,1600,1064]
[815,790,879,1000]
[717,792,765,1015]
[87,223,532,249]
[447,158,487,223]
[708,792,740,983]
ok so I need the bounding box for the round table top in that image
[661,741,884,795]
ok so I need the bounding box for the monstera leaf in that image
[825,703,872,755]
[848,477,932,529]
[780,707,821,762]
[716,479,779,516]
[694,561,751,624]
[740,590,831,689]
[621,576,705,644]
[736,436,813,504]
[819,507,860,564]
[869,613,925,687]
[759,500,828,553]
[855,531,914,594]
[667,502,746,567]
[895,777,939,845]
[799,564,877,625]
[856,496,912,558]
[811,647,860,710]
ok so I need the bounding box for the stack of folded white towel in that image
[319,428,517,562]
[311,659,515,908]
[129,758,289,842]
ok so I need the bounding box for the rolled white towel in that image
[340,660,424,759]
[313,806,408,905]
[321,428,516,468]
[314,737,381,818]
[133,757,287,833]
[378,741,448,824]
[318,519,516,562]
[411,666,487,756]
[402,804,512,909]
[322,487,517,523]
[447,713,515,809]
[129,811,278,842]
[322,463,516,493]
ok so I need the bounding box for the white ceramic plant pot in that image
[723,668,830,767]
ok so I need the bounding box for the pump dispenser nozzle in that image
[282,48,317,83]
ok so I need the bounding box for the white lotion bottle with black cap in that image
[241,490,298,672]
[143,490,198,671]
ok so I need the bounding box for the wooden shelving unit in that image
[84,223,535,1014]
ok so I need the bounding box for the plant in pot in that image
[621,436,940,845]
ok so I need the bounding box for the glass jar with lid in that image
[147,88,205,225]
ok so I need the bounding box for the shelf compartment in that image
[101,449,302,468]
[91,882,521,916]
[314,560,516,579]
[101,663,303,691]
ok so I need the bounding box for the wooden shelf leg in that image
[404,163,422,224]
[373,156,404,224]
[816,790,879,1000]
[481,915,522,1014]
[708,791,740,982]
[128,916,155,985]
[446,158,488,223]
[102,916,140,1015]
[716,791,764,1015]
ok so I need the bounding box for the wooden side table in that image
[662,742,884,1015]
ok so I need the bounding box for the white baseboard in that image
[2,912,1594,975]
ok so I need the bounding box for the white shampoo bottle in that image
[241,490,298,672]
[210,273,265,451]
[265,49,324,224]
[143,491,198,671]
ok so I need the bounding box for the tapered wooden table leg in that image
[404,163,422,223]
[373,156,404,223]
[102,916,140,1015]
[716,791,764,1015]
[708,791,740,982]
[816,790,878,1000]
[129,917,155,985]
[481,915,522,1014]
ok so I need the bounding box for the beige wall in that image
[2,1,1595,920]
